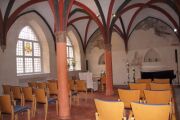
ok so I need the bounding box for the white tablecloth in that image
[79,72,93,89]
[79,72,98,91]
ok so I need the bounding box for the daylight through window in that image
[16,26,42,74]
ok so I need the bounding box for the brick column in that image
[55,31,70,119]
[104,43,113,95]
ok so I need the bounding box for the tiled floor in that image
[2,86,180,120]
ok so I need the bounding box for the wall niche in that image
[144,48,160,62]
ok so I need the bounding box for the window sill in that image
[17,72,48,77]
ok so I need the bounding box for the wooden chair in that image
[144,90,172,104]
[47,82,58,97]
[2,84,12,95]
[28,82,37,88]
[118,89,141,109]
[36,82,47,89]
[47,80,57,83]
[11,86,24,106]
[100,75,106,91]
[22,87,36,116]
[68,83,79,106]
[131,102,171,120]
[69,80,76,91]
[76,80,87,92]
[153,78,170,84]
[129,83,147,99]
[94,99,126,120]
[76,80,87,101]
[150,83,172,90]
[0,95,30,120]
[136,79,152,90]
[34,88,58,120]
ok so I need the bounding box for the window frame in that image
[66,37,75,71]
[16,26,43,75]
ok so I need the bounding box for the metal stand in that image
[133,68,135,83]
[176,61,179,85]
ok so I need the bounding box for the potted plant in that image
[72,59,76,69]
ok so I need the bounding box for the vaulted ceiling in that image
[0,0,179,51]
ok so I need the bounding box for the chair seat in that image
[48,97,57,104]
[71,91,78,96]
[14,105,31,113]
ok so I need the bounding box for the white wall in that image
[128,28,179,84]
[0,13,56,94]
[86,28,179,85]
[86,34,105,77]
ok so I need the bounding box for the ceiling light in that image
[112,13,116,17]
[174,28,177,32]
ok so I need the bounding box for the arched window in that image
[66,37,75,70]
[16,26,42,74]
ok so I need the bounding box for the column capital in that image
[55,31,67,43]
[104,43,112,51]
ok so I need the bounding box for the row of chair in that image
[118,89,172,109]
[1,85,58,120]
[137,78,170,84]
[95,99,171,120]
[128,82,172,99]
[28,80,88,94]
[0,95,31,120]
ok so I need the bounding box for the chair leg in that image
[56,100,58,115]
[0,111,2,120]
[20,96,23,106]
[44,103,48,120]
[27,109,30,120]
[69,93,72,107]
[85,91,88,102]
[11,112,14,120]
[95,112,99,120]
[14,114,18,120]
[77,95,80,105]
[34,100,37,116]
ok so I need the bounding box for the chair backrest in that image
[150,83,171,90]
[0,95,12,113]
[76,80,87,92]
[136,79,152,90]
[69,80,76,91]
[34,88,46,103]
[11,86,22,99]
[28,82,37,88]
[22,87,33,101]
[129,83,147,98]
[131,102,170,120]
[153,78,170,84]
[118,89,140,108]
[94,99,124,120]
[144,90,172,104]
[136,79,152,83]
[48,80,57,83]
[2,85,11,95]
[37,82,47,89]
[100,75,106,85]
[47,82,58,94]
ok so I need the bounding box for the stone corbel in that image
[0,34,6,52]
[104,43,112,51]
[55,31,67,43]
[1,44,6,52]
